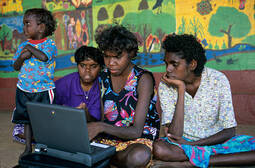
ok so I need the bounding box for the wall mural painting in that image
[0,0,254,77]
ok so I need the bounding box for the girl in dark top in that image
[88,25,160,168]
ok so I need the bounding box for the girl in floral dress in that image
[87,25,160,168]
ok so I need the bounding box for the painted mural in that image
[0,0,254,78]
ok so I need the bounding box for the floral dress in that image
[100,65,160,141]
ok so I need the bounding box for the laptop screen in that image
[26,102,92,154]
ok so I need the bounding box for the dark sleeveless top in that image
[100,65,160,140]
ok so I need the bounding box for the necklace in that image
[84,90,90,100]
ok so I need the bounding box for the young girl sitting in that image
[153,34,255,167]
[87,25,160,168]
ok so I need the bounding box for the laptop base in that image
[34,143,115,167]
[19,153,110,168]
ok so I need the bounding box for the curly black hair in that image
[95,25,138,57]
[162,34,207,76]
[74,45,104,67]
[24,8,57,37]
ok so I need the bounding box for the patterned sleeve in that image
[42,39,57,61]
[218,74,237,128]
[158,81,177,125]
[13,42,26,62]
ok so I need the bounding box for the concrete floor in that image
[0,110,255,168]
[0,111,24,168]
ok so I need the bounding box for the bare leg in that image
[110,143,151,168]
[19,124,32,159]
[152,140,194,168]
[152,139,188,161]
[209,151,255,166]
[153,139,255,167]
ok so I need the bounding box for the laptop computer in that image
[26,101,116,167]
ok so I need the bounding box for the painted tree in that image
[125,24,137,34]
[221,41,227,49]
[208,42,213,49]
[137,23,152,55]
[208,6,251,48]
[189,17,204,39]
[122,10,175,53]
[0,24,12,51]
[214,41,219,50]
[177,17,186,34]
[155,28,165,52]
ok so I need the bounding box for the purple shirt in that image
[54,72,101,120]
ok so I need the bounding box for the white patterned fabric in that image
[159,67,237,141]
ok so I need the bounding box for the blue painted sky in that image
[0,16,24,33]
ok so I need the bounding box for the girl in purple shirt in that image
[55,46,104,121]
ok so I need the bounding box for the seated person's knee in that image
[153,140,185,161]
[152,140,166,160]
[127,144,151,167]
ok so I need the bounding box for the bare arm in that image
[189,127,236,146]
[161,73,186,137]
[100,99,104,121]
[76,102,98,122]
[13,49,32,71]
[164,126,236,146]
[24,44,48,62]
[88,73,154,140]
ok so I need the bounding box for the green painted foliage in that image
[121,10,176,34]
[208,6,251,38]
[0,24,12,41]
[242,35,255,46]
[93,0,125,6]
[189,17,204,38]
[22,0,42,11]
[178,17,186,34]
[214,41,219,50]
[221,41,227,49]
[206,51,255,70]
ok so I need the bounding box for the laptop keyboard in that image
[90,142,110,153]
